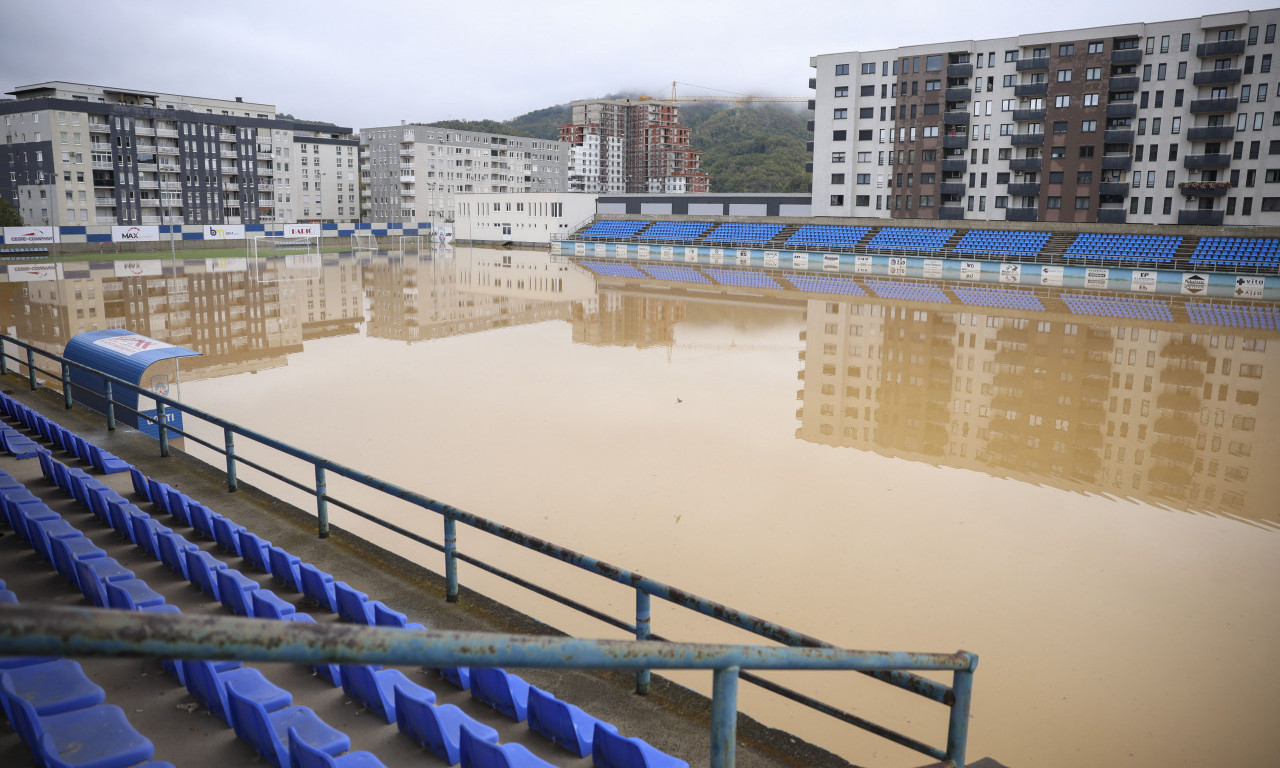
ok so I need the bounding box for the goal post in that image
[351,232,378,254]
[247,234,322,282]
[398,235,423,253]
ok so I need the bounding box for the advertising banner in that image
[205,225,246,241]
[3,226,57,244]
[283,223,319,238]
[111,225,160,243]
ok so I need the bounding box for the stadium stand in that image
[865,227,955,252]
[954,230,1052,257]
[701,223,786,245]
[783,225,871,250]
[578,221,649,240]
[1188,237,1280,270]
[635,222,713,242]
[1064,234,1183,264]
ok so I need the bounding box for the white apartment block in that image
[810,10,1280,226]
[1,81,358,227]
[360,124,568,225]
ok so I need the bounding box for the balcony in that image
[138,179,159,189]
[1196,39,1246,57]
[1105,103,1137,119]
[1183,154,1231,169]
[223,182,240,192]
[1190,98,1238,114]
[219,132,236,142]
[155,128,178,138]
[1193,69,1242,86]
[941,159,967,172]
[160,181,182,190]
[134,126,154,136]
[938,206,964,220]
[1015,57,1050,71]
[1097,208,1127,224]
[157,146,179,155]
[219,149,237,159]
[1108,76,1139,92]
[942,135,968,148]
[93,197,115,206]
[400,174,415,183]
[940,182,967,195]
[89,121,111,133]
[1177,209,1225,226]
[1111,48,1143,65]
[1187,125,1235,141]
[1013,109,1046,121]
[1099,182,1130,196]
[1005,208,1038,222]
[1179,181,1231,196]
[1011,134,1044,146]
[944,111,971,125]
[139,198,159,207]
[157,163,180,174]
[1007,183,1041,195]
[257,166,273,176]
[91,160,113,170]
[135,143,157,154]
[1104,129,1134,143]
[95,215,117,224]
[947,63,973,78]
[400,148,415,158]
[945,87,972,101]
[1101,155,1132,170]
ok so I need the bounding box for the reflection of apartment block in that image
[0,81,358,227]
[793,295,1280,521]
[276,256,365,340]
[454,251,596,303]
[360,125,569,225]
[571,291,686,348]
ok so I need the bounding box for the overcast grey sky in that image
[2,0,1225,130]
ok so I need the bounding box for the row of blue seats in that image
[637,265,710,285]
[865,280,952,303]
[1191,237,1280,254]
[0,543,167,768]
[579,261,647,279]
[1065,234,1183,259]
[952,286,1046,311]
[579,221,648,240]
[954,230,1051,256]
[783,274,868,296]
[2,393,687,768]
[702,223,786,244]
[865,227,956,252]
[637,222,713,241]
[1189,254,1280,268]
[783,226,871,248]
[705,269,782,290]
[1,396,131,473]
[1060,294,1175,322]
[1185,302,1280,330]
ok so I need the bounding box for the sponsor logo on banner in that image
[660,246,674,261]
[3,226,56,244]
[1085,267,1109,289]
[111,225,159,243]
[684,246,699,263]
[1234,275,1265,298]
[205,257,247,273]
[999,263,1021,283]
[1040,265,1064,286]
[888,256,907,276]
[594,243,606,257]
[710,248,724,265]
[960,261,981,280]
[853,254,871,273]
[574,242,586,255]
[205,225,245,241]
[923,259,943,279]
[113,260,163,277]
[1181,274,1207,295]
[7,263,59,281]
[285,224,318,237]
[792,252,810,270]
[735,249,750,266]
[637,244,650,260]
[92,334,175,357]
[1131,270,1158,292]
[613,243,628,256]
[150,374,169,397]
[824,254,842,272]
[763,251,779,268]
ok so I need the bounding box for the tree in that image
[0,197,21,226]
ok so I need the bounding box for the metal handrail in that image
[0,605,978,768]
[0,333,976,767]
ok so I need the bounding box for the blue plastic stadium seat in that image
[74,557,135,607]
[268,546,303,592]
[394,685,498,764]
[156,532,198,579]
[216,568,261,617]
[591,724,689,768]
[0,678,155,768]
[185,548,229,599]
[288,727,388,768]
[239,530,273,572]
[527,686,619,758]
[104,578,166,611]
[371,601,425,631]
[469,667,530,722]
[49,534,106,585]
[211,515,246,555]
[299,564,337,612]
[334,581,372,624]
[251,589,297,620]
[0,660,105,717]
[459,726,556,768]
[130,516,173,560]
[225,680,349,768]
[183,659,291,725]
[339,664,430,724]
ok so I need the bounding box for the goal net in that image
[351,232,378,255]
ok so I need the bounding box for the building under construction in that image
[560,98,710,194]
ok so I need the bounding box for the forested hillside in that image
[425,98,810,194]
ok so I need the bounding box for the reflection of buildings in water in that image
[571,290,686,349]
[3,256,366,382]
[795,296,1280,524]
[362,251,583,343]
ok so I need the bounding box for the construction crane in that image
[639,81,809,106]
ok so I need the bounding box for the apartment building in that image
[809,10,1280,226]
[559,99,710,194]
[0,81,359,228]
[359,124,568,225]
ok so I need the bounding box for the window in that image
[856,173,870,183]
[1075,196,1090,209]
[1055,95,1071,108]
[1242,85,1251,103]
[1081,120,1097,132]
[1262,54,1272,73]
[1152,118,1161,135]
[1053,120,1069,133]
[836,63,851,75]
[834,108,847,119]
[925,80,941,91]
[856,151,872,162]
[1053,146,1067,158]
[1157,63,1167,80]
[1267,24,1277,44]
[858,107,874,118]
[1077,171,1093,184]
[833,129,847,141]
[1180,33,1191,51]
[1174,89,1184,107]
[1001,99,1016,111]
[1005,50,1019,62]
[1260,84,1268,102]
[1142,64,1152,81]
[832,151,846,163]
[1057,43,1074,56]
[1047,196,1062,209]
[919,195,934,207]
[1085,67,1101,80]
[1256,113,1266,131]
[1003,74,1017,87]
[926,54,943,71]
[1057,69,1072,82]
[1083,93,1099,107]
[1079,145,1095,158]
[838,86,851,97]
[1249,25,1259,45]
[1049,171,1064,184]
[1161,35,1170,53]
[831,173,846,184]
[830,194,844,206]
[923,126,939,137]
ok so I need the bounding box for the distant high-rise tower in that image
[560,98,710,194]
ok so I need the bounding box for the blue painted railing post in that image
[444,516,458,602]
[945,653,978,768]
[26,348,37,390]
[156,401,168,457]
[710,666,740,768]
[224,428,238,492]
[635,589,651,695]
[104,381,116,430]
[61,361,72,409]
[316,464,329,538]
